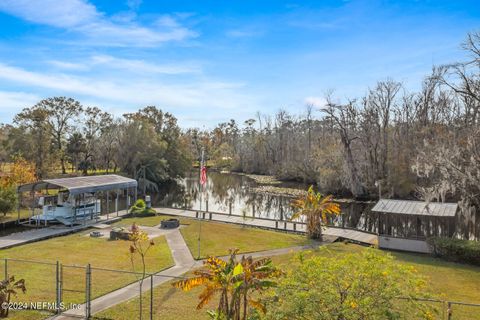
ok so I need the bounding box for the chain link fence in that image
[2,258,480,320]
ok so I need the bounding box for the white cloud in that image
[126,0,142,11]
[304,96,327,107]
[0,91,41,122]
[48,55,202,74]
[0,0,98,28]
[0,0,196,47]
[0,63,254,113]
[47,60,89,71]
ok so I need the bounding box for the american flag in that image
[200,165,207,186]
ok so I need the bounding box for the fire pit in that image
[160,218,180,229]
[110,227,132,240]
[90,231,103,238]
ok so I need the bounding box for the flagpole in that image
[198,147,205,259]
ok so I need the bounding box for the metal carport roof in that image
[371,199,458,217]
[17,174,137,195]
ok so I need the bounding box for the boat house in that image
[17,174,138,226]
[372,199,458,253]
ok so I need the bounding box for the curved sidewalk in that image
[50,228,315,319]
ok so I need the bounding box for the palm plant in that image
[232,255,280,320]
[0,276,26,318]
[291,185,341,239]
[173,249,280,320]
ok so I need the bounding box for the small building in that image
[371,199,458,253]
[17,174,138,226]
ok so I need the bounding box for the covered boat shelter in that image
[17,174,138,226]
[372,199,458,253]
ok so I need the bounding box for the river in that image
[153,171,379,233]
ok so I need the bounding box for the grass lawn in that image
[113,214,310,259]
[0,208,32,223]
[0,230,173,320]
[96,242,480,320]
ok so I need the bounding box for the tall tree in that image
[17,97,82,174]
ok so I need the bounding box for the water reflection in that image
[153,171,378,233]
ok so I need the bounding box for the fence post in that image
[293,223,297,231]
[206,200,209,212]
[150,275,153,320]
[447,302,452,320]
[229,201,232,215]
[209,212,212,220]
[85,264,91,319]
[60,264,63,303]
[284,222,287,230]
[4,259,7,280]
[56,261,61,314]
[252,204,255,218]
[275,221,278,229]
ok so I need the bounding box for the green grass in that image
[94,275,212,320]
[113,214,310,259]
[179,219,309,259]
[0,208,31,223]
[96,242,480,320]
[0,230,173,320]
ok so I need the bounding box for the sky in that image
[0,0,478,128]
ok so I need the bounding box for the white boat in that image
[31,192,101,224]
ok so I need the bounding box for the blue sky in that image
[0,0,478,128]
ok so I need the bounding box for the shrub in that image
[427,237,480,266]
[129,199,156,217]
[0,186,17,216]
[264,248,436,320]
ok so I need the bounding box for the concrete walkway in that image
[50,228,317,319]
[155,207,378,246]
[0,211,129,249]
[50,228,196,319]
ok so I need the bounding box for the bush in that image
[0,186,17,216]
[427,237,480,266]
[264,248,436,320]
[129,199,156,217]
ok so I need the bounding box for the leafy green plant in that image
[264,248,436,320]
[291,186,341,239]
[128,223,155,320]
[427,237,480,266]
[0,276,26,318]
[129,199,156,217]
[173,249,280,320]
[0,186,17,216]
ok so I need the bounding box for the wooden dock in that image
[155,207,378,246]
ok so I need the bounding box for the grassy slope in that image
[1,230,173,320]
[97,242,480,320]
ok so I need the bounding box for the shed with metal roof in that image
[372,199,458,239]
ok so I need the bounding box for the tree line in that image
[186,32,480,232]
[0,103,191,191]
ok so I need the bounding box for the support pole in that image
[150,275,154,320]
[16,191,21,224]
[4,259,7,280]
[106,191,110,220]
[56,261,61,314]
[85,264,91,319]
[116,191,119,217]
[83,193,87,226]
